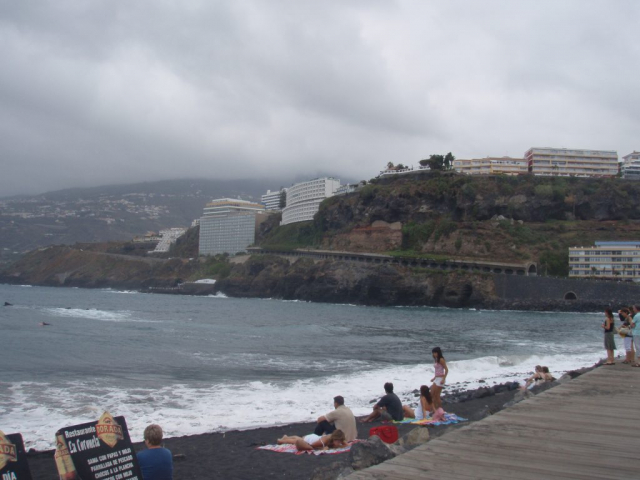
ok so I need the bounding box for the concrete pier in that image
[348,364,639,479]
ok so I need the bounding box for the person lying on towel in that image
[277,430,348,451]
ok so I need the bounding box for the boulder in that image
[472,387,495,399]
[348,435,396,471]
[310,462,352,480]
[396,427,430,448]
[387,443,408,456]
[503,388,533,408]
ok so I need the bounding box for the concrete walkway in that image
[348,364,640,479]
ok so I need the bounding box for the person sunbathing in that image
[277,430,348,451]
[402,385,434,420]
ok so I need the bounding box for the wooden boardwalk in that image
[348,364,640,479]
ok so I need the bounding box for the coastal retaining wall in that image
[494,275,640,306]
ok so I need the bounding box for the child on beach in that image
[402,385,434,420]
[430,347,448,410]
[277,430,347,451]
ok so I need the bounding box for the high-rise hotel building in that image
[525,147,618,177]
[281,177,340,226]
[198,198,265,256]
[569,241,640,281]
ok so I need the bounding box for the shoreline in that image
[1,281,612,313]
[24,365,597,480]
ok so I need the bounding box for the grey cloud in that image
[0,1,638,197]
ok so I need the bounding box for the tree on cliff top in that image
[419,152,455,170]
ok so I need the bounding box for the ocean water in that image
[0,284,610,450]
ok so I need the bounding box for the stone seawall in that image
[492,275,640,310]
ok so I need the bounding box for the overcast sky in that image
[1,1,638,197]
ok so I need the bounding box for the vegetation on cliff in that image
[258,172,640,276]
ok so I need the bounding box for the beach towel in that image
[392,413,467,426]
[257,440,362,455]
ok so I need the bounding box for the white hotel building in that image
[281,178,340,226]
[198,198,265,256]
[569,241,640,281]
[525,147,618,177]
[261,188,287,211]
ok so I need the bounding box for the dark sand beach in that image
[24,380,536,480]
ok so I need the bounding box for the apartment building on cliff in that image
[454,157,528,176]
[526,147,618,177]
[621,152,640,180]
[198,198,266,256]
[281,177,340,226]
[569,241,640,281]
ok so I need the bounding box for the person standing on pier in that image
[630,305,640,367]
[602,308,616,365]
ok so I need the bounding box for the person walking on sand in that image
[360,382,404,423]
[430,347,448,410]
[277,430,348,451]
[314,395,357,442]
[402,385,434,420]
[136,424,173,480]
[602,308,616,365]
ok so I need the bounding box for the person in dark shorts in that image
[360,382,404,422]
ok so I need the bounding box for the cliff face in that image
[319,173,640,230]
[298,173,640,268]
[0,245,197,289]
[217,255,495,307]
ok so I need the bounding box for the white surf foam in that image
[0,349,604,451]
[43,308,159,323]
[206,292,227,298]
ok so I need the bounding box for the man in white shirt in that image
[314,395,357,442]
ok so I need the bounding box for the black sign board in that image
[54,412,143,480]
[0,432,33,480]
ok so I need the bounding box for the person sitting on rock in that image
[136,424,173,480]
[541,366,555,382]
[360,382,404,423]
[314,395,357,442]
[523,365,544,389]
[277,430,348,451]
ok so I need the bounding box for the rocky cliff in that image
[0,245,198,289]
[259,172,640,274]
[218,255,495,307]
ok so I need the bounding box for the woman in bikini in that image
[277,429,347,451]
[430,347,448,410]
[602,308,616,365]
[402,385,434,420]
